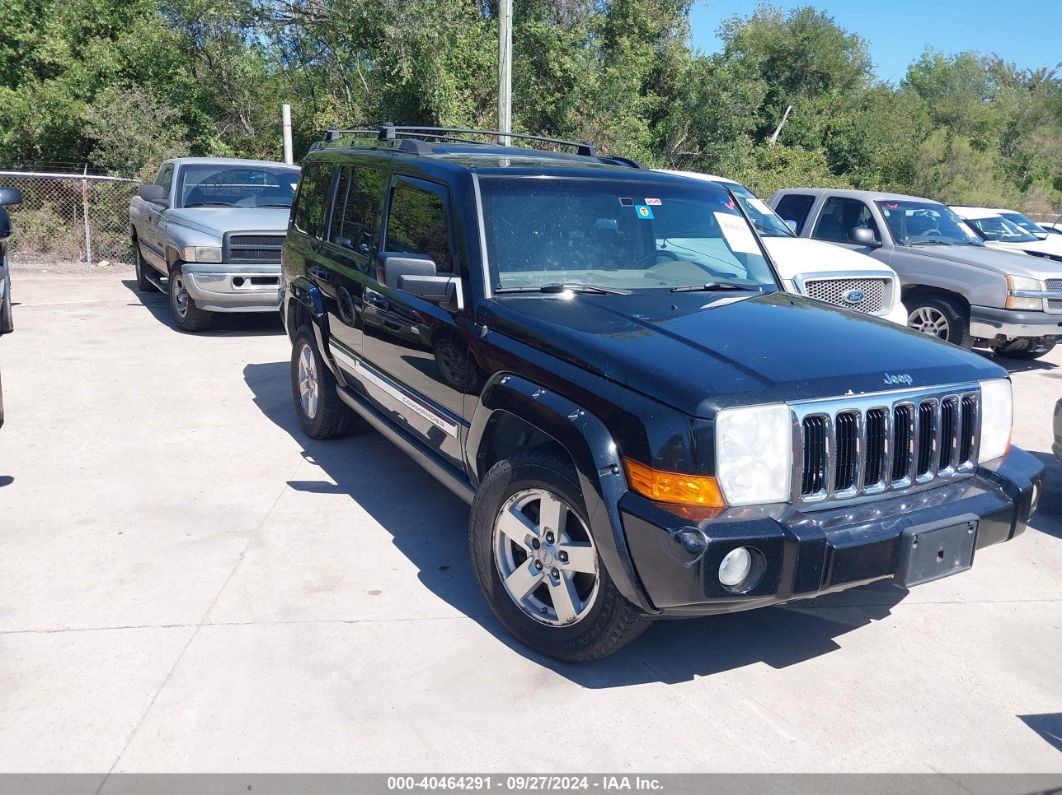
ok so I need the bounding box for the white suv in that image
[661,171,908,324]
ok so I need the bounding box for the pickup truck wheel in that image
[133,240,159,293]
[168,267,212,332]
[470,449,651,661]
[290,327,356,439]
[990,337,1057,360]
[906,296,970,347]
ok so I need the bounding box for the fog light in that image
[719,546,752,587]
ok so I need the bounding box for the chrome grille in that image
[793,385,980,507]
[802,277,888,315]
[223,232,285,263]
[1047,279,1062,313]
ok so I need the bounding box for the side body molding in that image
[467,374,657,614]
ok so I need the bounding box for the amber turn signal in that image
[622,458,726,507]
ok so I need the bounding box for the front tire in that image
[168,266,212,332]
[290,326,356,439]
[906,295,970,347]
[0,272,12,335]
[469,449,651,662]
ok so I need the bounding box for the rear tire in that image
[133,238,159,293]
[469,448,651,662]
[0,271,13,335]
[906,295,970,347]
[290,326,357,439]
[168,265,212,332]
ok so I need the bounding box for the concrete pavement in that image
[0,271,1059,774]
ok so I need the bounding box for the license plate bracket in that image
[895,515,978,588]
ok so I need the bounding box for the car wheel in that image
[133,239,159,293]
[990,337,1057,360]
[168,266,212,332]
[290,326,357,439]
[469,448,651,662]
[0,273,13,335]
[906,296,970,347]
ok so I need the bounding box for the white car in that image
[952,206,1062,261]
[661,170,908,324]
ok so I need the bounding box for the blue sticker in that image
[634,204,654,220]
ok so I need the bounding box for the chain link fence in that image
[0,169,140,265]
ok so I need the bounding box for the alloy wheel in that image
[172,274,189,318]
[492,488,599,626]
[908,306,950,340]
[297,342,319,419]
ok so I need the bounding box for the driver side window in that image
[812,197,879,244]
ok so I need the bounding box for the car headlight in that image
[1005,275,1042,310]
[181,246,223,263]
[715,403,793,506]
[978,379,1012,463]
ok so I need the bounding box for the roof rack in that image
[324,123,599,158]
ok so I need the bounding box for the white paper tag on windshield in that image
[714,212,760,254]
[748,197,773,214]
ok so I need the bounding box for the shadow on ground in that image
[980,349,1058,374]
[121,278,283,337]
[244,359,908,686]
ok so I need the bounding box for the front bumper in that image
[620,447,1044,615]
[970,305,1062,340]
[181,263,282,313]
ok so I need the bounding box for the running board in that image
[143,270,167,292]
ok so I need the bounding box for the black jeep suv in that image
[280,125,1044,661]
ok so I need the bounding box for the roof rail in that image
[324,123,599,158]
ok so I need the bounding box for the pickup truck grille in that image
[1046,278,1062,312]
[223,233,286,264]
[802,277,888,315]
[793,385,980,507]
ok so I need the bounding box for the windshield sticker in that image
[619,197,634,206]
[714,212,760,254]
[748,197,772,214]
[635,204,654,220]
[644,198,662,206]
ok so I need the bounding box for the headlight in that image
[180,246,223,263]
[978,379,1012,463]
[715,403,793,506]
[1005,275,1042,310]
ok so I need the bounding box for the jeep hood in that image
[761,236,893,280]
[902,243,1062,278]
[163,207,291,239]
[482,291,1004,417]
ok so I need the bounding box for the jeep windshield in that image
[479,176,778,294]
[963,215,1040,243]
[876,200,984,247]
[176,165,301,209]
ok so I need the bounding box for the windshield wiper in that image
[257,203,292,208]
[183,202,235,208]
[670,281,756,293]
[908,240,958,246]
[496,282,630,295]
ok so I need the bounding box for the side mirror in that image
[0,208,11,243]
[849,227,881,248]
[138,184,168,205]
[378,252,463,310]
[0,187,23,207]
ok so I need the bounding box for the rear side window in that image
[292,162,334,238]
[384,178,454,274]
[328,166,386,271]
[774,194,815,234]
[812,197,879,243]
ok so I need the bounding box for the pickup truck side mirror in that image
[0,187,23,207]
[849,227,881,248]
[378,252,464,310]
[138,184,168,205]
[0,207,11,243]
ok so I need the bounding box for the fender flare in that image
[286,276,335,374]
[467,373,657,614]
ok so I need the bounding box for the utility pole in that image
[769,105,792,148]
[282,104,294,165]
[497,0,512,145]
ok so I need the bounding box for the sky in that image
[688,1,1062,84]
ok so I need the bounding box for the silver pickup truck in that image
[771,188,1062,360]
[129,157,300,331]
